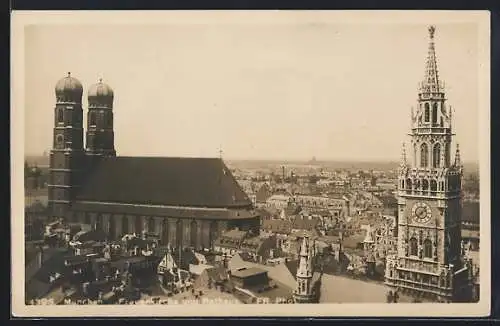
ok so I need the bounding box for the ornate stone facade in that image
[384,26,474,303]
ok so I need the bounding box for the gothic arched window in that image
[420,143,429,168]
[57,108,64,123]
[423,239,433,258]
[409,237,418,256]
[444,143,450,167]
[190,220,198,248]
[424,103,430,122]
[433,143,441,168]
[422,179,429,191]
[430,179,437,192]
[147,217,155,233]
[135,216,143,234]
[432,103,438,124]
[122,217,129,234]
[89,112,96,126]
[406,178,412,193]
[106,113,113,128]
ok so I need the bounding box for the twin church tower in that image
[50,75,116,218]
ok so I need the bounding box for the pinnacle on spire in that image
[428,25,436,39]
[400,143,407,167]
[300,236,309,257]
[454,143,462,167]
[420,25,443,94]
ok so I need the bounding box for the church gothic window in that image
[420,143,429,167]
[423,239,433,258]
[424,103,430,122]
[122,218,129,234]
[147,217,155,233]
[106,113,112,128]
[190,220,198,248]
[89,112,96,126]
[422,179,429,191]
[430,180,437,192]
[432,103,438,124]
[84,214,91,225]
[135,216,142,234]
[444,143,450,167]
[433,143,441,168]
[57,108,64,123]
[409,237,418,256]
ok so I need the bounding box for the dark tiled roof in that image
[291,216,320,231]
[76,157,252,208]
[231,267,268,278]
[375,195,398,208]
[261,219,292,234]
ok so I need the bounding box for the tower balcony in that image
[418,81,446,98]
[409,127,453,135]
[398,189,460,199]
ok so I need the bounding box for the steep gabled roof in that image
[76,157,252,208]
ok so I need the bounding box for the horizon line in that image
[23,152,479,166]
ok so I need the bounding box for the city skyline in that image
[24,22,479,162]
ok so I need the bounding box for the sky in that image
[23,20,479,162]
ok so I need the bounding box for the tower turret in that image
[86,78,116,157]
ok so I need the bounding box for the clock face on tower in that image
[412,202,432,224]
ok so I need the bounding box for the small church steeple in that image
[293,236,319,303]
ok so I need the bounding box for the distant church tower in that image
[86,78,116,157]
[293,236,320,303]
[385,26,474,303]
[48,72,86,220]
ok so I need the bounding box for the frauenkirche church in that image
[48,75,260,251]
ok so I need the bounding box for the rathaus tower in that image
[384,26,474,302]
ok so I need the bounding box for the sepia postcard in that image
[11,10,490,317]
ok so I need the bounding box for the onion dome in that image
[55,72,83,103]
[88,78,114,108]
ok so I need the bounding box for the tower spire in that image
[420,25,442,94]
[297,236,312,278]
